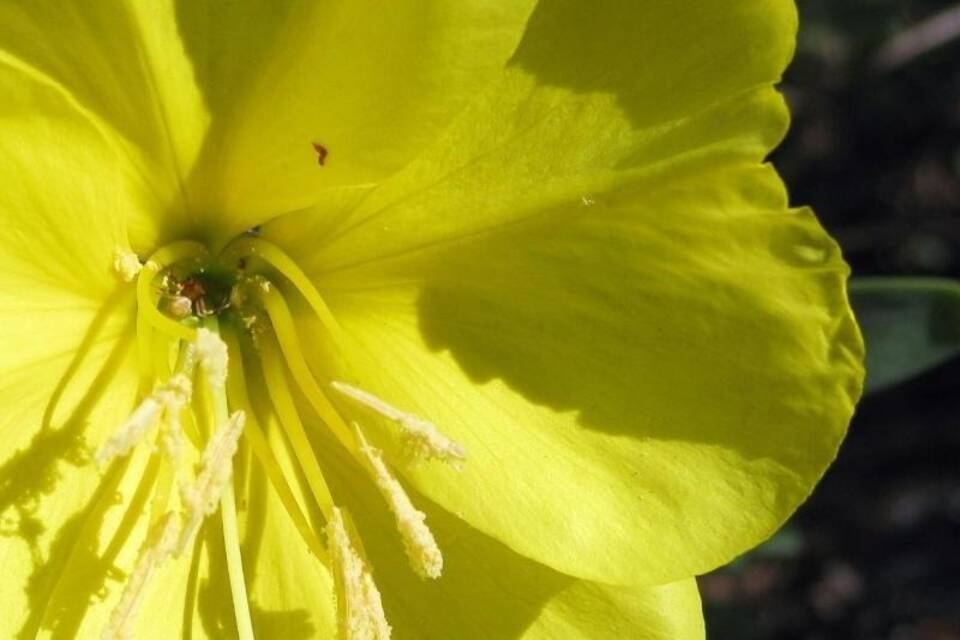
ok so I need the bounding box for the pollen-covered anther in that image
[158,392,187,464]
[113,248,143,283]
[331,381,466,467]
[168,295,193,319]
[96,374,193,467]
[354,425,443,580]
[177,410,246,554]
[327,507,392,640]
[195,328,228,389]
[102,512,180,640]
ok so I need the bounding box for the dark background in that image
[700,1,960,638]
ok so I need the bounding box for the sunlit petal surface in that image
[0,1,862,638]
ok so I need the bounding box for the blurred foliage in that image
[850,278,960,393]
[702,1,960,638]
[776,0,960,276]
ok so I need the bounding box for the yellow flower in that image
[0,1,863,639]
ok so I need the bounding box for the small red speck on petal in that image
[312,142,328,166]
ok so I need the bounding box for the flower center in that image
[99,235,465,640]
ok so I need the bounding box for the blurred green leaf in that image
[850,277,960,393]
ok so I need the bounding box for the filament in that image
[224,328,330,565]
[136,241,208,342]
[198,318,254,640]
[221,481,255,640]
[221,237,341,337]
[256,283,356,456]
[260,335,336,519]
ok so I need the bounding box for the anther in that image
[195,328,228,389]
[102,512,180,640]
[96,375,192,467]
[168,296,193,319]
[353,425,443,579]
[177,411,246,554]
[113,248,143,283]
[331,382,466,467]
[159,419,185,465]
[327,507,392,640]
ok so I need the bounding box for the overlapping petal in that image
[0,1,208,249]
[0,1,538,250]
[335,450,706,640]
[0,0,862,636]
[0,60,148,637]
[175,0,538,242]
[266,0,864,587]
[285,406,706,640]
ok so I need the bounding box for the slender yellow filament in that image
[136,318,155,392]
[153,331,174,380]
[223,329,330,565]
[137,241,207,342]
[222,237,341,337]
[220,483,254,640]
[257,285,357,457]
[200,319,254,640]
[260,336,336,519]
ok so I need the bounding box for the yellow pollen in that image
[195,328,229,389]
[96,374,192,467]
[327,508,392,640]
[102,512,180,640]
[113,248,143,282]
[353,425,443,580]
[168,295,193,319]
[158,390,187,465]
[177,410,246,555]
[331,381,466,466]
[101,237,462,640]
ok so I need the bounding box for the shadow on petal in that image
[319,442,574,640]
[510,0,796,131]
[413,167,858,462]
[1,289,141,638]
[0,289,132,554]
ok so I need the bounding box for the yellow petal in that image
[183,0,537,241]
[316,432,705,639]
[0,1,209,250]
[266,0,863,586]
[0,58,148,637]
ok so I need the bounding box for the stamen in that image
[327,507,392,640]
[331,382,465,467]
[195,328,229,389]
[96,375,192,467]
[224,329,330,565]
[137,241,209,342]
[158,405,186,464]
[113,248,143,283]
[221,237,342,337]
[221,481,255,640]
[196,319,255,640]
[177,410,246,555]
[168,296,194,319]
[102,512,180,640]
[260,336,336,518]
[255,281,357,456]
[353,425,443,580]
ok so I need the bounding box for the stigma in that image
[99,236,466,639]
